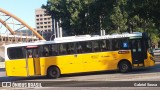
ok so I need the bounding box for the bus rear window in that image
[7,47,25,59]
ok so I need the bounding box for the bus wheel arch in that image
[118,59,132,73]
[47,65,61,79]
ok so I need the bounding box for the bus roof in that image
[3,32,143,48]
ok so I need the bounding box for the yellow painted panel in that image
[34,58,41,75]
[5,58,38,76]
[144,52,155,67]
[39,58,48,76]
[39,51,132,75]
[5,59,27,76]
[28,58,34,76]
[39,55,84,75]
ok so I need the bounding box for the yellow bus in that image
[3,32,155,78]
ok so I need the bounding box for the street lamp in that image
[50,34,55,41]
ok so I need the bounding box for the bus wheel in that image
[47,66,60,79]
[118,61,131,73]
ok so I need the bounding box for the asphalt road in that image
[0,54,160,90]
[0,62,160,89]
[0,62,160,82]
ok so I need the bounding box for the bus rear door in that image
[26,46,41,76]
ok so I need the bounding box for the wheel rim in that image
[51,70,57,77]
[52,70,56,74]
[121,64,128,71]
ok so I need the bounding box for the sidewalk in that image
[0,62,5,77]
[0,62,5,68]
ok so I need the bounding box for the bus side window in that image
[59,44,67,55]
[33,49,39,58]
[76,41,92,54]
[112,39,125,50]
[42,45,49,57]
[28,50,33,58]
[93,40,104,52]
[77,43,83,53]
[99,40,106,51]
[51,44,58,56]
[8,47,25,59]
[93,41,100,52]
[85,42,92,53]
[111,38,129,50]
[113,39,119,50]
[93,39,112,52]
[66,43,75,54]
[105,39,112,51]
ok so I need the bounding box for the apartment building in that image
[35,8,54,40]
[35,8,52,33]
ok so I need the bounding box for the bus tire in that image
[118,61,131,73]
[47,66,60,79]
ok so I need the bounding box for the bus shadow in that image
[60,70,117,78]
[0,76,46,82]
[0,70,118,82]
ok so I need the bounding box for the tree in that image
[42,0,160,46]
[127,0,160,45]
[110,2,128,33]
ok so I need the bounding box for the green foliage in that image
[42,0,160,45]
[110,2,128,33]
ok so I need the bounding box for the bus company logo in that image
[2,82,12,87]
[1,82,42,88]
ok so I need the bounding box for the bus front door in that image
[26,46,41,76]
[130,39,145,66]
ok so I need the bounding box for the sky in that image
[0,0,47,28]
